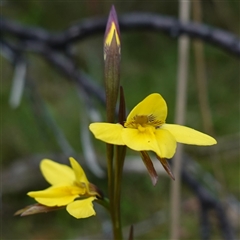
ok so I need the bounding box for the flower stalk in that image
[104,6,123,240]
[114,87,127,240]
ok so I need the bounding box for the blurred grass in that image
[2,1,240,240]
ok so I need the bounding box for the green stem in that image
[104,6,121,239]
[113,145,126,240]
[106,143,116,238]
[96,197,111,213]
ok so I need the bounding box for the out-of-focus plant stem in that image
[170,0,191,239]
[192,1,214,136]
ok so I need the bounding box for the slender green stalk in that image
[106,143,115,230]
[96,197,111,213]
[112,86,126,240]
[104,6,121,239]
[113,145,126,240]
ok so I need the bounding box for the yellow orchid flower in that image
[27,157,99,219]
[89,93,217,159]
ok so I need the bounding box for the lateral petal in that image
[69,157,89,185]
[27,185,84,207]
[89,123,124,145]
[122,127,161,156]
[66,197,96,219]
[40,159,75,186]
[126,93,167,123]
[161,124,217,145]
[155,129,177,158]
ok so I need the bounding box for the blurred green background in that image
[1,1,239,240]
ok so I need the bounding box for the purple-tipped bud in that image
[104,5,121,60]
[104,5,121,123]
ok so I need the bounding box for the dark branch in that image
[0,38,106,104]
[1,13,240,56]
[182,156,235,240]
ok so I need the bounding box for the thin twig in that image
[1,14,240,56]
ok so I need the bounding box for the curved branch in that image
[181,156,235,240]
[0,39,106,104]
[1,13,240,56]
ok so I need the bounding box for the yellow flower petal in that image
[126,93,167,124]
[66,197,96,219]
[89,123,124,145]
[161,124,217,145]
[69,157,89,185]
[155,128,177,158]
[105,22,120,47]
[122,127,161,155]
[27,185,84,207]
[40,159,75,186]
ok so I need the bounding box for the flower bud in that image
[104,5,121,122]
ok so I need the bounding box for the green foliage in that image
[2,1,239,239]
